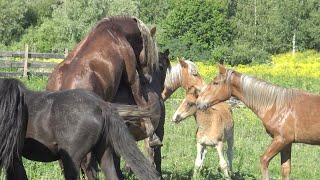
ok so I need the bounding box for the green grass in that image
[1,68,320,180]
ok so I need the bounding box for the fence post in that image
[64,48,68,58]
[23,44,29,77]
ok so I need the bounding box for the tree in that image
[158,0,233,60]
[0,0,27,46]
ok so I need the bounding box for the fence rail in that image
[0,44,67,78]
[0,51,65,59]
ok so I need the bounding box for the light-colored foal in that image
[172,87,234,179]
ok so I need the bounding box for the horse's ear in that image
[218,64,226,74]
[164,49,170,56]
[179,59,188,68]
[150,26,156,37]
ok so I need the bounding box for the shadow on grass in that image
[159,167,256,180]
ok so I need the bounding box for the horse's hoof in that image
[149,138,163,148]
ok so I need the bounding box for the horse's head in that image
[137,25,158,83]
[196,64,232,110]
[172,86,199,123]
[158,49,170,87]
[179,58,204,91]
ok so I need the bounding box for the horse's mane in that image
[92,16,159,72]
[239,73,298,112]
[164,60,198,90]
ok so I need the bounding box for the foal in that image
[163,59,233,178]
[197,65,320,180]
[172,86,234,178]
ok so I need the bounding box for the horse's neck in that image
[229,73,265,117]
[231,73,297,118]
[162,66,182,100]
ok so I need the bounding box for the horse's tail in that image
[112,102,158,120]
[0,79,27,171]
[103,107,160,180]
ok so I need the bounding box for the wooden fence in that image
[0,45,67,77]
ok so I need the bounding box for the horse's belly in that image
[22,138,59,162]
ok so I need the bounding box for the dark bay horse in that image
[196,65,320,180]
[79,49,170,179]
[114,49,170,172]
[47,16,159,136]
[0,78,160,180]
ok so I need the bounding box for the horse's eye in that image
[213,81,218,85]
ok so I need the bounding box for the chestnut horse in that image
[197,65,320,180]
[0,78,160,180]
[164,60,233,178]
[161,58,204,101]
[172,87,234,179]
[47,16,159,137]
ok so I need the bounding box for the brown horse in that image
[74,50,170,179]
[196,65,320,180]
[47,16,158,136]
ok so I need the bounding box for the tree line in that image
[0,0,319,65]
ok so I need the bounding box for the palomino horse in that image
[172,87,234,179]
[162,58,204,100]
[164,60,233,178]
[0,78,160,180]
[197,65,320,180]
[46,16,159,137]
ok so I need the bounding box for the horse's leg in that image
[153,107,165,174]
[59,150,81,180]
[113,151,124,179]
[260,136,287,180]
[81,153,99,180]
[129,71,155,136]
[216,141,231,179]
[226,130,234,172]
[6,156,27,180]
[98,146,121,180]
[280,143,292,180]
[193,142,207,177]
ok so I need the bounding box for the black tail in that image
[0,79,27,171]
[104,109,160,180]
[112,102,159,120]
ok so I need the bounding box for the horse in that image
[46,16,159,138]
[78,49,170,179]
[0,78,161,180]
[161,58,204,101]
[172,87,234,179]
[163,59,233,178]
[196,64,320,180]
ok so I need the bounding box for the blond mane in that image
[135,17,159,71]
[239,73,298,112]
[164,60,198,90]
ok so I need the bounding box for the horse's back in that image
[196,102,233,144]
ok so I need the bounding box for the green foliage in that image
[137,0,170,24]
[159,0,233,60]
[108,0,139,16]
[0,0,27,46]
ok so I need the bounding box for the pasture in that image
[1,51,320,179]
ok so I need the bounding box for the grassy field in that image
[1,51,320,179]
